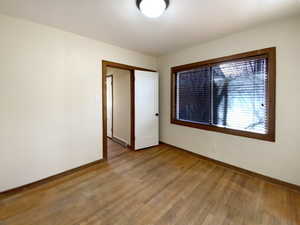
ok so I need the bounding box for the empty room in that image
[0,0,300,224]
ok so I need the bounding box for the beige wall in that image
[0,14,157,192]
[107,68,131,144]
[158,16,300,186]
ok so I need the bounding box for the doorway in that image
[102,61,158,160]
[106,68,131,159]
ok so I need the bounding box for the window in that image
[171,48,276,141]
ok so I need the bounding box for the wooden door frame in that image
[102,60,156,160]
[106,75,113,139]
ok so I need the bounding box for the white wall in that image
[0,14,157,192]
[107,68,131,144]
[159,16,300,186]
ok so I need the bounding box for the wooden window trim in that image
[171,47,276,142]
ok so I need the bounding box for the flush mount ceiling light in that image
[137,0,169,18]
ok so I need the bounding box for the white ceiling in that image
[0,0,300,56]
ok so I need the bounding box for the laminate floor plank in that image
[107,139,130,160]
[0,144,299,225]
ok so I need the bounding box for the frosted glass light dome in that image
[138,0,168,18]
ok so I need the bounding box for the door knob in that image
[155,113,159,116]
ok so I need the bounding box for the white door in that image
[135,70,159,150]
[106,76,113,138]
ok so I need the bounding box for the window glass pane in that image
[212,58,267,134]
[176,67,211,124]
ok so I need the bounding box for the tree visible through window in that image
[211,58,267,134]
[171,48,275,141]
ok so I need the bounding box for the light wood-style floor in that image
[0,144,299,225]
[107,138,130,160]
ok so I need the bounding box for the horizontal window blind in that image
[176,58,268,134]
[212,58,267,134]
[176,67,211,124]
